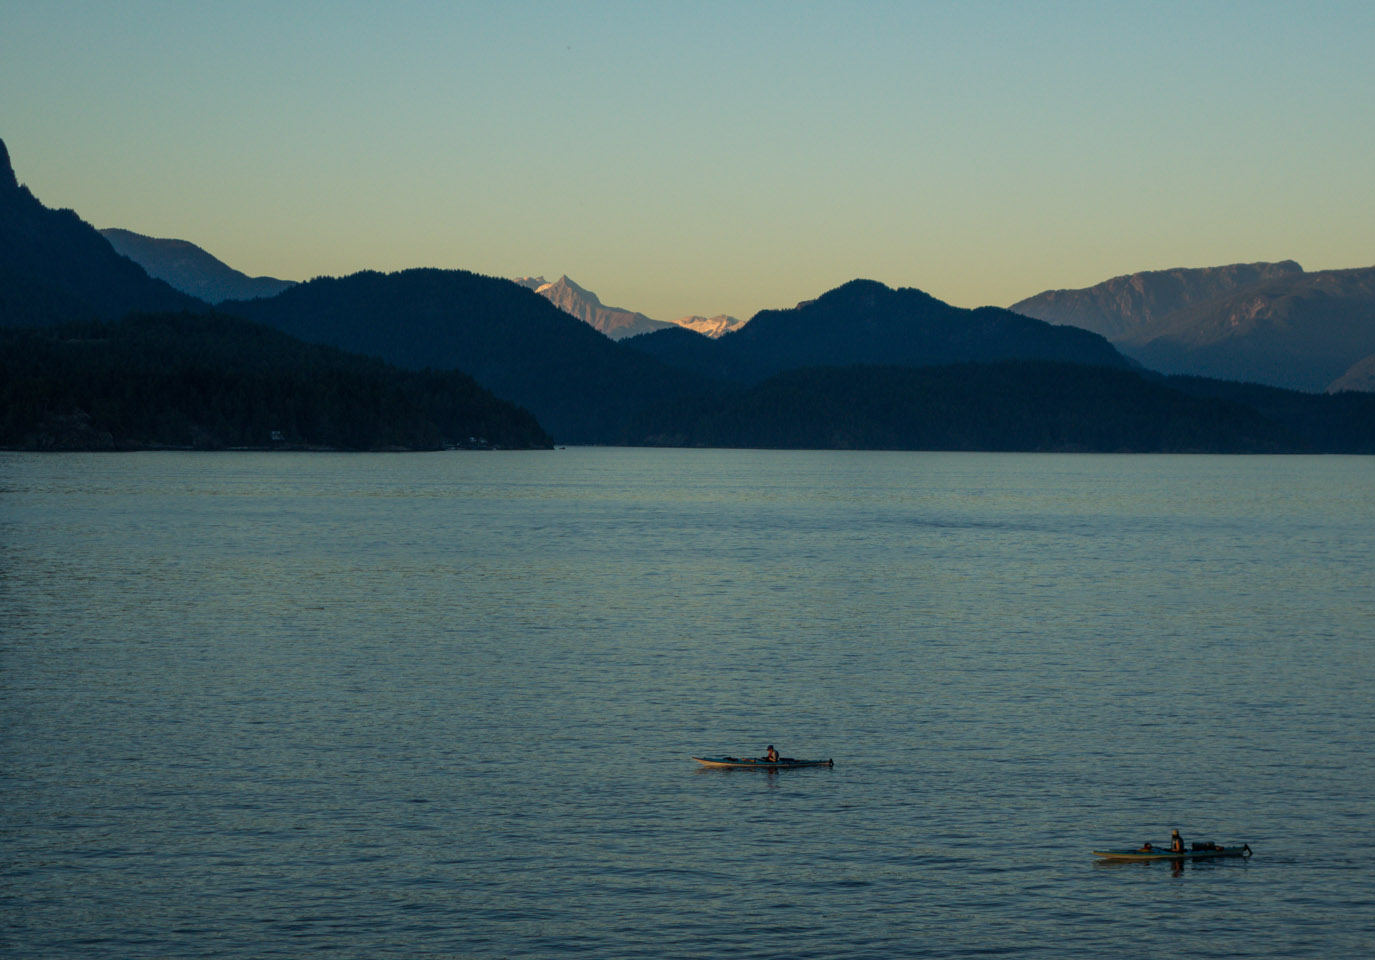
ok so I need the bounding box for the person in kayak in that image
[765,745,780,762]
[1138,842,1154,852]
[1170,830,1185,853]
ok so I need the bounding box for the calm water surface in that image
[2,449,1373,958]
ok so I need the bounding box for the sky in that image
[3,0,1372,322]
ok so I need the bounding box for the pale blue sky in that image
[3,0,1372,321]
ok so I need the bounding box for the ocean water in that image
[2,449,1373,959]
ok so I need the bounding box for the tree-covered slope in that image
[1,312,552,451]
[0,138,206,327]
[627,361,1306,452]
[627,279,1131,385]
[224,267,724,443]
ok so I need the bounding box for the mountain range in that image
[75,199,1375,395]
[1011,262,1375,392]
[92,228,744,343]
[221,268,718,443]
[0,138,548,451]
[514,275,745,340]
[3,134,1373,453]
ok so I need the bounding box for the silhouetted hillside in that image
[100,228,295,303]
[626,362,1306,452]
[0,138,206,326]
[1163,374,1375,454]
[624,325,742,381]
[224,268,724,443]
[626,279,1130,384]
[0,312,552,451]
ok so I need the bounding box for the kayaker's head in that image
[1171,830,1180,837]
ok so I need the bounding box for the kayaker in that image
[1170,830,1185,853]
[1138,842,1154,852]
[765,745,780,762]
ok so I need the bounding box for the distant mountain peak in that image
[513,274,675,340]
[812,278,947,315]
[541,274,600,302]
[827,277,890,299]
[625,277,1129,384]
[674,314,745,337]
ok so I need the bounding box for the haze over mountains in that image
[1012,262,1375,393]
[3,134,1374,453]
[100,228,295,304]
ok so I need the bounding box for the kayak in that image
[1092,844,1252,861]
[692,756,834,769]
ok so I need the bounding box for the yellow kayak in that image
[691,755,834,769]
[1092,844,1252,861]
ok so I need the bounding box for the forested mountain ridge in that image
[223,268,726,444]
[100,227,296,303]
[0,137,206,326]
[626,278,1131,384]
